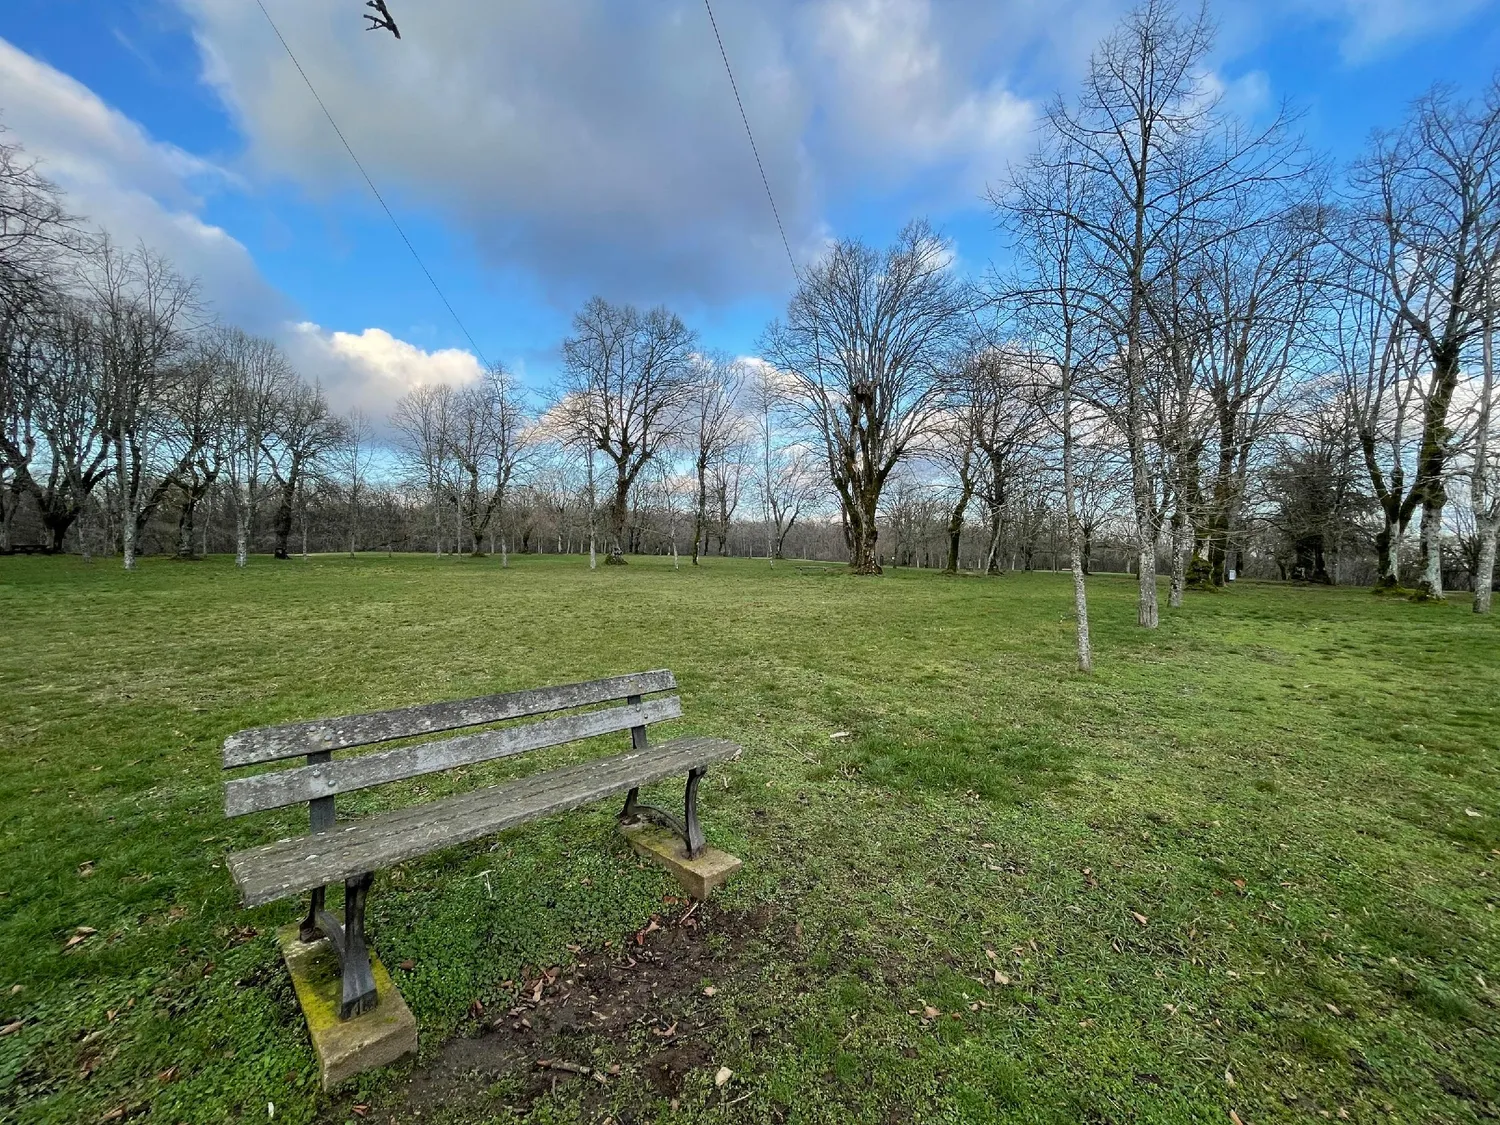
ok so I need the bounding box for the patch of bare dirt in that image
[340,900,784,1122]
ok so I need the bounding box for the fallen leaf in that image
[100,1107,127,1122]
[984,948,998,962]
[1130,911,1149,926]
[351,1107,369,1118]
[1231,879,1246,891]
[715,1066,733,1087]
[157,1066,179,1084]
[1,1021,23,1036]
[703,985,718,996]
[1229,1111,1246,1125]
[399,960,414,972]
[922,1005,940,1019]
[8,986,21,995]
[77,861,95,878]
[829,731,851,741]
[993,970,1011,985]
[1225,1067,1235,1087]
[653,1021,678,1038]
[1465,808,1482,818]
[1325,1003,1341,1016]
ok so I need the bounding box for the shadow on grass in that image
[812,722,1076,806]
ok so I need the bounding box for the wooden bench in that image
[221,670,740,1020]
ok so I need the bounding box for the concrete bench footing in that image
[277,922,416,1090]
[619,822,742,899]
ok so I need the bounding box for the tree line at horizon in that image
[3,3,1499,656]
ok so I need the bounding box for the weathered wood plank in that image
[222,670,678,768]
[225,697,683,817]
[227,735,742,907]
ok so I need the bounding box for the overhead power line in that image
[702,0,799,280]
[252,0,491,368]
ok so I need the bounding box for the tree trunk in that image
[693,458,707,566]
[273,477,296,559]
[847,487,881,575]
[0,487,13,552]
[1417,495,1444,598]
[1167,503,1187,609]
[177,497,197,560]
[944,489,970,574]
[607,474,629,564]
[1474,513,1498,614]
[235,496,250,568]
[1062,388,1092,673]
[1412,346,1461,598]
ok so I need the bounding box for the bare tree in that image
[1468,216,1500,610]
[266,378,343,559]
[1024,0,1303,624]
[87,240,198,570]
[338,408,375,557]
[219,329,293,568]
[0,293,112,552]
[1000,147,1104,669]
[392,382,454,557]
[687,354,744,565]
[0,125,76,311]
[761,220,969,574]
[710,444,748,556]
[1343,81,1500,596]
[166,336,233,559]
[560,297,697,563]
[933,351,987,575]
[1190,206,1325,586]
[449,364,529,560]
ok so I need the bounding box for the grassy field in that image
[0,553,1496,1125]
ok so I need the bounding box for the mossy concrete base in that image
[276,923,416,1090]
[619,823,742,899]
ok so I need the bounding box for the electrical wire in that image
[702,0,799,280]
[252,0,491,368]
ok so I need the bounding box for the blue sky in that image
[3,0,1499,421]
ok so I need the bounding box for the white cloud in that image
[1315,0,1496,60]
[285,322,482,420]
[0,36,286,331]
[806,0,1034,195]
[0,36,492,426]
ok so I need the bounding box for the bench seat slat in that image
[224,697,683,817]
[226,735,741,907]
[223,670,677,767]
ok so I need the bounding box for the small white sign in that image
[1227,569,1237,581]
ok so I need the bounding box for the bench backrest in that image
[222,670,680,819]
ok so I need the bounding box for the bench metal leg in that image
[299,886,326,944]
[618,766,710,859]
[684,766,707,859]
[313,872,379,1020]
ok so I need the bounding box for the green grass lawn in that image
[1,554,1497,1124]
